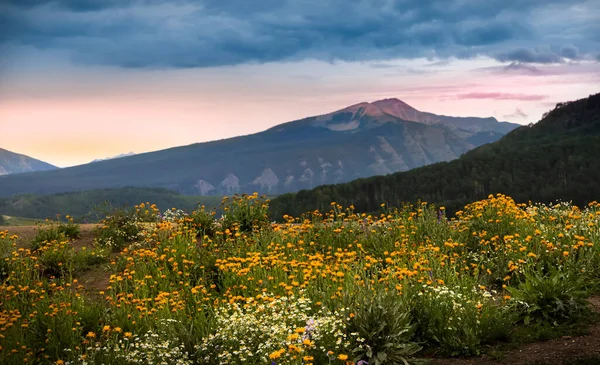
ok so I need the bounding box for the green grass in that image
[0,187,226,222]
[0,215,41,226]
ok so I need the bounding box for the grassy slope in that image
[0,215,41,226]
[0,187,223,222]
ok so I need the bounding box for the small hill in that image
[0,187,221,222]
[0,148,57,175]
[0,99,519,197]
[269,93,600,218]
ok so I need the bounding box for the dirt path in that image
[4,224,111,298]
[432,296,600,365]
[4,225,600,364]
[4,224,99,248]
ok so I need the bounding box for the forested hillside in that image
[0,187,219,222]
[270,93,600,218]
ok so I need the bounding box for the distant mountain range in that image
[0,98,519,197]
[92,152,136,163]
[270,93,600,218]
[0,148,57,176]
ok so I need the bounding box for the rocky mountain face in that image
[0,148,57,176]
[269,93,600,218]
[0,99,520,197]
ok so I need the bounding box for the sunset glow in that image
[1,0,599,167]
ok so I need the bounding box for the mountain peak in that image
[371,98,419,119]
[296,96,520,134]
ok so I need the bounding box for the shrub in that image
[37,240,109,278]
[57,215,81,239]
[411,285,509,356]
[73,323,193,365]
[31,217,80,250]
[221,193,271,233]
[162,208,188,222]
[31,226,67,250]
[198,293,353,365]
[349,289,421,365]
[507,267,590,325]
[93,204,157,251]
[184,205,216,238]
[0,230,12,280]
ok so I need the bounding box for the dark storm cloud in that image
[560,45,579,60]
[495,48,563,64]
[1,0,597,68]
[503,62,543,74]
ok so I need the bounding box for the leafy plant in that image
[31,226,67,250]
[221,193,271,233]
[349,289,421,365]
[507,267,590,325]
[37,240,109,278]
[93,203,158,250]
[57,215,81,239]
[411,285,509,356]
[185,205,217,238]
[31,217,81,250]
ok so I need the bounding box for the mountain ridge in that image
[92,152,136,163]
[269,93,600,218]
[0,98,520,197]
[0,148,57,176]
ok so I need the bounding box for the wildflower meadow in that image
[1,194,599,364]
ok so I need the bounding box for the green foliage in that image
[349,289,421,365]
[2,193,600,364]
[31,227,66,250]
[411,285,510,356]
[37,240,109,278]
[28,293,105,360]
[93,203,159,250]
[0,215,5,226]
[507,267,590,325]
[185,205,217,237]
[58,218,81,239]
[0,233,12,281]
[270,93,600,219]
[0,187,221,222]
[221,193,271,233]
[31,218,81,250]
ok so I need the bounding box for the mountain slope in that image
[0,99,519,197]
[0,148,57,175]
[269,93,600,218]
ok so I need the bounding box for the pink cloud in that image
[456,92,547,101]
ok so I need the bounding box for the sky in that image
[1,0,599,168]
